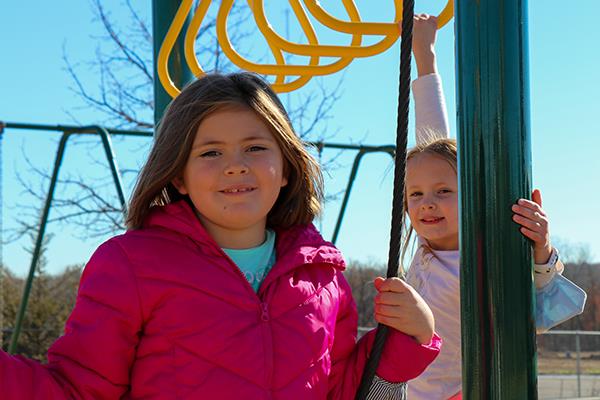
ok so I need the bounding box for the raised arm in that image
[412,15,450,144]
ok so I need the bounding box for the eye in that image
[247,145,267,152]
[409,191,422,198]
[438,188,453,194]
[200,150,220,158]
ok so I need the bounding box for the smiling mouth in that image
[421,217,444,224]
[220,187,256,194]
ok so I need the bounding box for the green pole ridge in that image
[8,132,72,354]
[152,0,194,130]
[456,0,537,398]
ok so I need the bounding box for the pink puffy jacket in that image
[0,200,440,399]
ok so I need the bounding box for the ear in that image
[280,162,290,188]
[172,176,188,195]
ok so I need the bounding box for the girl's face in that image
[405,152,459,251]
[173,106,287,249]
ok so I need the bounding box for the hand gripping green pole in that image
[456,0,537,398]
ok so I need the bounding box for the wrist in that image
[534,245,553,265]
[414,330,434,345]
[414,49,437,77]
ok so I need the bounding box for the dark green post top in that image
[455,0,537,398]
[152,0,194,133]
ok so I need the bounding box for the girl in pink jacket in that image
[1,72,440,399]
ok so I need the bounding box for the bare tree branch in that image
[14,2,345,242]
[93,0,153,81]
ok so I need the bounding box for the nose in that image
[420,194,437,210]
[224,153,249,175]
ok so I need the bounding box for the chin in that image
[429,239,458,251]
[220,216,266,230]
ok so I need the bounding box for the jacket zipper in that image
[260,302,270,322]
[213,246,275,395]
[260,301,274,398]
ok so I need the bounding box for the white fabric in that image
[367,376,407,400]
[406,247,462,400]
[412,73,450,143]
[534,257,564,289]
[399,74,456,399]
[405,244,568,399]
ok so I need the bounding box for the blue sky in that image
[2,0,599,276]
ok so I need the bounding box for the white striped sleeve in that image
[365,375,407,400]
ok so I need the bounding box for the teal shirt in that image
[222,229,276,292]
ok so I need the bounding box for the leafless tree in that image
[344,260,387,327]
[9,0,344,242]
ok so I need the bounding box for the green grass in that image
[538,351,600,375]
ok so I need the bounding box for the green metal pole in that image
[332,150,366,245]
[4,122,152,137]
[455,0,537,398]
[331,148,395,245]
[152,0,194,130]
[91,126,128,216]
[8,132,72,354]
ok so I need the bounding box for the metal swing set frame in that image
[2,0,537,397]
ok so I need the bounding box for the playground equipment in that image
[456,2,537,396]
[2,124,135,354]
[1,0,537,398]
[153,1,537,398]
[156,0,454,96]
[156,1,456,396]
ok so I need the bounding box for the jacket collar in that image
[143,200,346,274]
[143,199,212,244]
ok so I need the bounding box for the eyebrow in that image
[406,182,455,190]
[192,135,275,149]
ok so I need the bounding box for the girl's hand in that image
[512,189,553,264]
[373,277,435,344]
[412,14,438,77]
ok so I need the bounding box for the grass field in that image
[538,351,600,375]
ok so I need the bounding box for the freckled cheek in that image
[263,158,284,178]
[266,165,278,177]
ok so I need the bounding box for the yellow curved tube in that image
[185,0,321,92]
[303,0,402,35]
[158,0,455,96]
[304,0,454,32]
[157,0,194,98]
[250,0,399,59]
[172,0,321,93]
[217,0,362,76]
[247,0,299,87]
[436,0,454,29]
[250,0,320,92]
[184,0,212,78]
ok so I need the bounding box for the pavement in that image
[539,375,600,399]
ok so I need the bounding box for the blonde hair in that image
[126,72,324,230]
[401,137,458,268]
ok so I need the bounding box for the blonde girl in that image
[403,138,585,400]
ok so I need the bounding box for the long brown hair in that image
[401,137,458,269]
[126,72,323,230]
